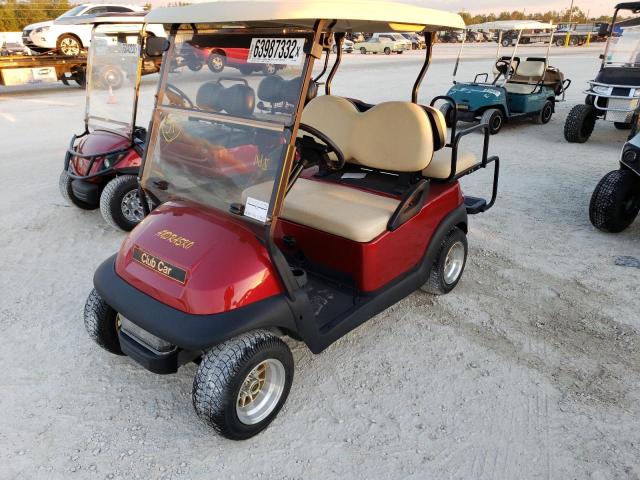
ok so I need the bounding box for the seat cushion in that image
[505,82,536,95]
[423,147,477,179]
[243,178,399,242]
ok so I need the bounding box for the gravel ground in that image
[1,43,639,480]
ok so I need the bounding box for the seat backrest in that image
[422,106,447,151]
[515,59,545,79]
[302,95,436,173]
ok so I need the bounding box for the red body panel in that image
[72,130,141,180]
[193,47,250,66]
[274,183,463,291]
[115,201,283,315]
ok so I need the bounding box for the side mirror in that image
[145,36,169,57]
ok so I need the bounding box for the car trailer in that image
[0,52,87,87]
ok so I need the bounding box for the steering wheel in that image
[297,123,345,171]
[165,83,194,109]
[493,59,515,82]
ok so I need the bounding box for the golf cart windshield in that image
[141,26,312,222]
[605,24,640,66]
[86,25,142,136]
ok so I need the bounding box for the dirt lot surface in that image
[1,43,639,480]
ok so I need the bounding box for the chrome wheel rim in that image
[264,64,276,74]
[60,38,80,55]
[443,241,465,285]
[211,55,223,70]
[121,190,144,223]
[236,359,285,425]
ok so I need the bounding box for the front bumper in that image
[93,255,298,352]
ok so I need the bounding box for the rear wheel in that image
[84,289,123,355]
[481,108,504,135]
[207,53,226,73]
[589,169,640,233]
[262,64,277,75]
[57,34,82,56]
[58,170,98,210]
[187,60,203,71]
[384,47,391,55]
[536,100,554,125]
[360,47,367,54]
[99,175,145,231]
[564,104,597,143]
[192,330,294,440]
[423,227,468,295]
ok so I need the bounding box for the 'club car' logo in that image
[132,246,187,284]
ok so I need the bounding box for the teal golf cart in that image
[439,21,570,134]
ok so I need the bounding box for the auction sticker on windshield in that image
[247,38,305,65]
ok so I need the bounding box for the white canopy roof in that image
[55,12,147,25]
[467,20,554,31]
[144,0,465,32]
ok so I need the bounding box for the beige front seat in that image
[505,60,546,95]
[243,96,436,242]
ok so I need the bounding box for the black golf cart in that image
[565,2,640,143]
[590,127,640,231]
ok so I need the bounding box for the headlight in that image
[34,26,50,34]
[592,85,613,95]
[622,147,639,164]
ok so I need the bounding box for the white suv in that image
[23,4,145,55]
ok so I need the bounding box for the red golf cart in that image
[84,1,499,440]
[59,19,162,231]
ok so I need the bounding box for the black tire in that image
[187,60,203,72]
[262,64,277,75]
[360,47,367,54]
[57,33,82,56]
[192,330,294,440]
[397,50,404,54]
[501,38,511,47]
[84,289,123,355]
[237,65,253,75]
[481,108,504,135]
[58,170,98,210]
[614,122,632,130]
[589,169,640,233]
[536,100,554,125]
[564,104,597,143]
[99,175,145,232]
[556,37,565,47]
[423,227,468,295]
[207,52,226,73]
[439,102,455,128]
[384,47,391,55]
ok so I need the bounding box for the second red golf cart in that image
[83,1,500,440]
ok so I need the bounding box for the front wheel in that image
[536,100,554,125]
[58,170,98,210]
[84,289,124,355]
[564,104,597,143]
[99,175,145,231]
[589,169,640,233]
[360,47,367,54]
[187,60,203,72]
[439,102,455,128]
[192,330,294,440]
[423,227,468,295]
[384,47,391,55]
[481,108,504,135]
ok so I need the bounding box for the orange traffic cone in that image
[107,85,117,104]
